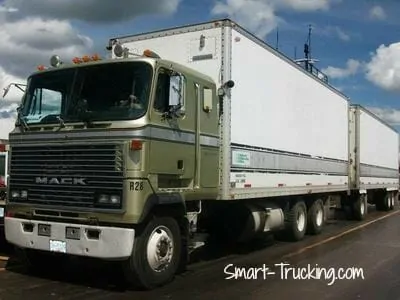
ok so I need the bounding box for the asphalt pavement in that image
[0,207,398,300]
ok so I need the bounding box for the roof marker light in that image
[143,49,160,59]
[72,57,82,64]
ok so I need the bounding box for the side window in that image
[203,87,213,113]
[154,68,185,114]
[25,88,62,122]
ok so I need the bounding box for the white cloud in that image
[321,59,361,79]
[0,6,17,13]
[277,0,338,11]
[211,0,340,38]
[1,0,181,23]
[369,5,386,21]
[317,25,350,41]
[334,27,350,41]
[0,0,183,140]
[365,42,400,92]
[367,107,400,126]
[0,66,25,139]
[212,0,281,38]
[0,17,93,78]
[0,119,15,139]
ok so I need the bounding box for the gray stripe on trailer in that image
[230,147,348,176]
[360,164,399,179]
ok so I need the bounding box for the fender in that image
[138,192,186,223]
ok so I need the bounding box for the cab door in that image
[149,66,197,190]
[194,81,219,189]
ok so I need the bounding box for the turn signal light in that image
[37,65,46,71]
[72,54,102,64]
[130,140,143,150]
[0,144,5,152]
[72,57,82,64]
[91,54,101,61]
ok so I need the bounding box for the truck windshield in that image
[21,61,153,124]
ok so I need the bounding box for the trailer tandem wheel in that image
[284,200,307,241]
[307,199,324,235]
[353,194,367,221]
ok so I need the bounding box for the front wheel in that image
[122,216,182,290]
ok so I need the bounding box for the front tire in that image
[122,216,182,290]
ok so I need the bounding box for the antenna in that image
[275,27,279,50]
[294,24,329,83]
[304,24,312,71]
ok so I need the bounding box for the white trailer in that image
[349,105,399,210]
[111,19,350,200]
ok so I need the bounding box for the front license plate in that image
[49,240,66,253]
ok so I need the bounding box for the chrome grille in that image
[8,143,124,209]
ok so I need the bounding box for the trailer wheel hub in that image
[147,225,174,272]
[297,211,305,232]
[316,209,323,226]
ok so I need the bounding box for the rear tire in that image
[376,191,391,211]
[353,194,367,221]
[389,193,395,210]
[284,200,307,241]
[382,193,391,211]
[307,199,324,235]
[122,216,182,290]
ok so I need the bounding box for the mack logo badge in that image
[35,177,87,185]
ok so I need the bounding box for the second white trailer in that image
[348,105,399,211]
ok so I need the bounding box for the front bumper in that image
[4,217,135,260]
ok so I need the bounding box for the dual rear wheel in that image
[283,198,325,241]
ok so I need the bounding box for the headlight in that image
[11,191,20,198]
[96,193,121,206]
[98,194,109,203]
[110,195,120,204]
[21,190,28,198]
[10,190,28,199]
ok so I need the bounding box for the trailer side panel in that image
[356,105,399,189]
[227,27,350,199]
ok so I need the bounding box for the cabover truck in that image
[4,19,399,289]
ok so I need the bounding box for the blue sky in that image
[1,0,400,138]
